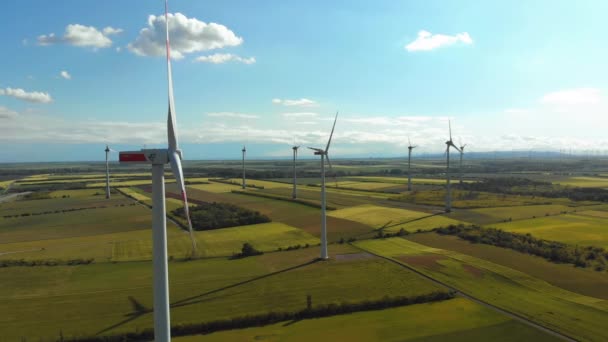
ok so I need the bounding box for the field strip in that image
[352,242,576,342]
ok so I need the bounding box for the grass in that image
[492,213,608,249]
[384,215,465,233]
[406,233,608,299]
[87,179,176,187]
[0,245,445,341]
[175,297,559,342]
[328,180,404,191]
[188,182,238,193]
[351,176,474,185]
[355,238,608,342]
[112,222,320,261]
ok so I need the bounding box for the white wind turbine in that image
[292,145,300,199]
[459,139,467,185]
[444,120,461,213]
[241,146,247,189]
[308,112,338,260]
[118,1,197,340]
[104,145,117,199]
[407,137,417,191]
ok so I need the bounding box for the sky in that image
[1,0,608,162]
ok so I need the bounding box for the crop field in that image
[492,213,608,248]
[554,176,608,188]
[87,179,178,187]
[112,222,320,261]
[406,233,608,299]
[451,204,575,225]
[355,238,608,341]
[349,176,475,185]
[327,180,404,191]
[225,178,292,189]
[259,186,384,209]
[0,245,446,340]
[0,179,14,190]
[396,189,580,208]
[178,297,558,342]
[171,186,375,241]
[328,204,427,228]
[384,215,465,233]
[188,182,237,193]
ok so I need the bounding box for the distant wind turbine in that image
[308,112,338,260]
[242,146,247,189]
[459,139,467,185]
[118,1,197,340]
[407,137,417,191]
[445,120,461,213]
[292,145,300,199]
[104,145,116,199]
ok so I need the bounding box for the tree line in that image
[172,202,270,231]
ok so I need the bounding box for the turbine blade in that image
[308,147,323,153]
[169,151,197,255]
[325,154,338,187]
[449,119,452,141]
[166,0,178,151]
[408,136,411,147]
[325,111,339,152]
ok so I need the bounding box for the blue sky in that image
[1,0,608,162]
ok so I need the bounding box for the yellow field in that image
[555,176,608,188]
[329,181,400,191]
[0,180,15,190]
[226,178,292,189]
[384,215,465,233]
[352,176,473,185]
[188,182,238,193]
[112,222,320,261]
[328,204,429,229]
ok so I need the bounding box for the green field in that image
[188,182,238,193]
[328,204,428,228]
[350,176,473,185]
[452,204,574,225]
[355,238,608,341]
[0,245,446,340]
[492,213,608,248]
[555,176,608,188]
[112,222,320,261]
[177,297,558,342]
[407,233,608,299]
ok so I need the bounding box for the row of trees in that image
[172,202,271,231]
[2,203,136,219]
[436,224,608,271]
[65,291,454,342]
[0,258,94,267]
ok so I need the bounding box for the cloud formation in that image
[282,112,319,118]
[207,112,259,119]
[0,106,18,119]
[38,24,122,48]
[60,70,71,80]
[128,13,243,59]
[0,88,52,103]
[272,98,317,107]
[195,53,255,64]
[540,88,601,106]
[405,30,473,52]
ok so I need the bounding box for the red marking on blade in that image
[119,153,147,162]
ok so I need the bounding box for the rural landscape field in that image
[2,156,608,341]
[2,0,608,341]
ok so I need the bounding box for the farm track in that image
[353,243,577,342]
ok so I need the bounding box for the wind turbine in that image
[292,145,300,199]
[308,112,338,260]
[118,1,197,340]
[444,120,461,213]
[104,145,116,199]
[407,137,417,191]
[241,146,246,189]
[459,139,467,185]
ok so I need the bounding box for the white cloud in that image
[405,30,473,52]
[0,87,52,103]
[128,13,243,59]
[115,47,122,52]
[272,98,318,107]
[282,112,318,118]
[38,24,122,48]
[540,88,601,106]
[206,112,259,119]
[195,53,255,64]
[60,70,71,80]
[0,106,18,119]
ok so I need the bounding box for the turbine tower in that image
[407,137,417,191]
[104,145,114,199]
[242,146,246,189]
[308,112,338,260]
[292,145,300,199]
[445,121,461,213]
[118,1,197,340]
[459,140,467,185]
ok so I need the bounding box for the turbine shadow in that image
[171,258,319,308]
[95,296,151,336]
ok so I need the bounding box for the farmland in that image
[3,157,608,341]
[355,238,608,341]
